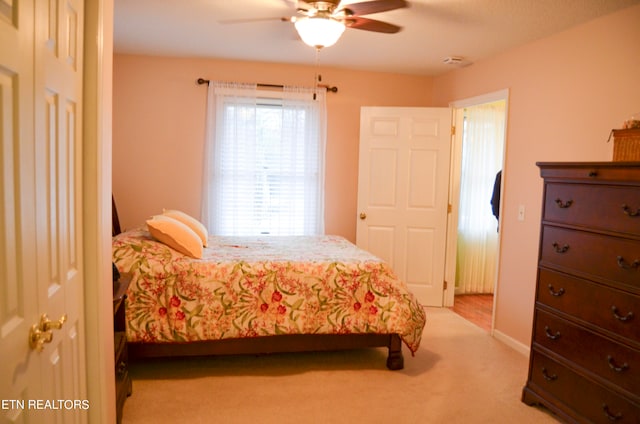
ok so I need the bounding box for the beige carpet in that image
[121,307,559,424]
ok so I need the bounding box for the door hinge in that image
[447,204,452,214]
[443,280,448,290]
[451,125,456,136]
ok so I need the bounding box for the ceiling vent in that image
[443,56,471,67]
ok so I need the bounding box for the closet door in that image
[357,107,452,306]
[0,1,88,421]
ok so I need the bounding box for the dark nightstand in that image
[113,273,132,423]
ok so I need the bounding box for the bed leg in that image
[386,334,404,370]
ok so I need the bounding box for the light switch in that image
[518,205,525,221]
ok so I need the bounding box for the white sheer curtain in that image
[455,100,505,294]
[201,81,326,236]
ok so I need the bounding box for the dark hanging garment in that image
[491,171,501,228]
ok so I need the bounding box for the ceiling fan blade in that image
[345,16,402,33]
[339,0,408,16]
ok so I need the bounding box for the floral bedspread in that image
[112,228,426,353]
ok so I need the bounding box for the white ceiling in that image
[114,0,639,76]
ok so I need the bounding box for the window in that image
[201,82,326,236]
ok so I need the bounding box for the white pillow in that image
[146,215,203,259]
[162,209,208,247]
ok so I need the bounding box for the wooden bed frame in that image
[128,334,405,370]
[113,196,405,370]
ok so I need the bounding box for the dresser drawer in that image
[534,309,640,396]
[529,351,640,423]
[540,226,640,289]
[544,183,640,236]
[538,162,640,183]
[537,269,640,343]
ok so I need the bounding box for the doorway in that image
[445,90,508,332]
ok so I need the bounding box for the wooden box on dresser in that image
[522,162,640,424]
[114,274,133,423]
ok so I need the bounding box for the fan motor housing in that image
[302,1,341,12]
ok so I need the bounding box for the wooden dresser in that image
[522,162,640,423]
[114,274,133,423]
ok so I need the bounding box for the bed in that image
[112,225,426,370]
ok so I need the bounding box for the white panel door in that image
[356,107,452,307]
[0,1,41,419]
[1,1,87,422]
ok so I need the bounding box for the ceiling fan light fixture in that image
[294,16,345,49]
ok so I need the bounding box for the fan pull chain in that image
[313,47,320,100]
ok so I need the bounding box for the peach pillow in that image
[146,215,203,259]
[162,209,208,247]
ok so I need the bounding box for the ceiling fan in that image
[284,0,409,49]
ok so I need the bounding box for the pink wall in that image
[112,56,433,241]
[433,4,640,346]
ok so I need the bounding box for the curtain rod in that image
[196,78,338,93]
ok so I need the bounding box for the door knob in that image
[40,313,67,331]
[29,313,67,352]
[359,212,367,220]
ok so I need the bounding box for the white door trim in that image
[449,89,510,109]
[443,89,509,329]
[83,1,115,422]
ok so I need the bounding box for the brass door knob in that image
[29,313,67,352]
[359,212,367,220]
[40,313,67,331]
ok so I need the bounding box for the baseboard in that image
[492,329,530,357]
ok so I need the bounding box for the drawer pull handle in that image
[552,242,569,253]
[588,170,598,177]
[555,198,573,208]
[544,326,561,340]
[621,204,640,217]
[606,355,629,373]
[541,367,557,382]
[602,404,623,421]
[616,256,640,270]
[547,284,565,297]
[611,306,634,322]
